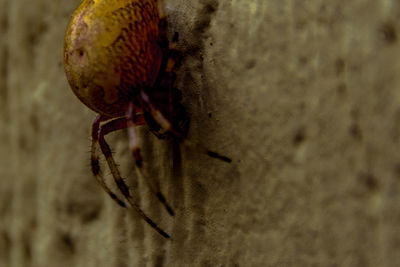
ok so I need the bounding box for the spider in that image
[63,0,231,238]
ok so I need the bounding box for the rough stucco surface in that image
[2,0,400,266]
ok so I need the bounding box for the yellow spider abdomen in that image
[64,0,163,117]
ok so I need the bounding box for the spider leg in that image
[96,116,170,238]
[91,115,145,207]
[139,90,232,163]
[139,90,175,135]
[91,116,127,207]
[126,102,175,216]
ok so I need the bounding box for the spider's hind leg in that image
[126,102,175,216]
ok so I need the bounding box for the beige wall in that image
[1,0,400,266]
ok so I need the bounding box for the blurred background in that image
[1,0,400,266]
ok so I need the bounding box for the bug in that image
[63,0,231,238]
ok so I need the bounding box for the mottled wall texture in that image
[1,0,400,266]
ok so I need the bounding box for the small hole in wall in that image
[337,83,348,97]
[58,232,75,255]
[298,56,308,65]
[293,128,306,146]
[380,22,397,44]
[23,240,32,261]
[349,123,363,141]
[246,59,256,69]
[359,173,379,192]
[335,58,345,75]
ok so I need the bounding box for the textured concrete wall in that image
[2,0,400,266]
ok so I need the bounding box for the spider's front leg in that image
[91,116,129,208]
[91,114,170,238]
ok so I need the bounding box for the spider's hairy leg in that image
[97,116,170,238]
[126,102,175,216]
[91,116,126,207]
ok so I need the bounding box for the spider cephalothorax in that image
[64,0,229,238]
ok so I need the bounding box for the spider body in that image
[65,0,162,117]
[64,0,229,238]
